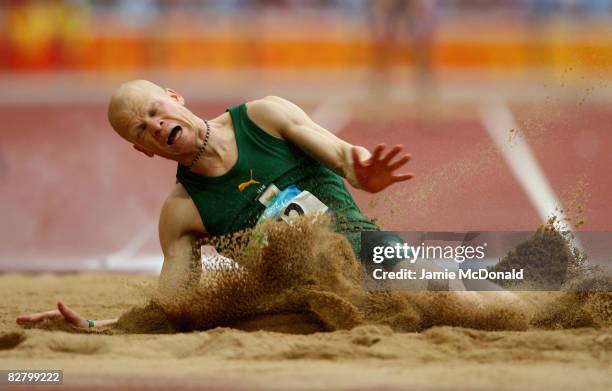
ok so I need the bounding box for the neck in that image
[185,115,236,176]
[187,119,211,169]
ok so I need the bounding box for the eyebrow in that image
[129,100,163,140]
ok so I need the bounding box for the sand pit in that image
[108,219,609,335]
[1,220,611,390]
[1,274,611,390]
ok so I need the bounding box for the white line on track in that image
[479,97,582,250]
[310,96,353,135]
[85,222,162,272]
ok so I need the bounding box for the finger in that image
[57,302,87,328]
[16,310,61,324]
[16,316,35,325]
[391,173,414,182]
[371,144,385,161]
[388,154,412,170]
[351,147,365,168]
[381,144,403,164]
[16,316,44,325]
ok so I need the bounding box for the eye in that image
[149,102,160,117]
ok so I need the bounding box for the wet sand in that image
[1,273,610,391]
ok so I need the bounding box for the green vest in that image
[176,103,379,253]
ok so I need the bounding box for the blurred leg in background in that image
[406,0,437,102]
[368,0,438,118]
[368,0,403,98]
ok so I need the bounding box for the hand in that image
[16,302,89,329]
[352,144,413,193]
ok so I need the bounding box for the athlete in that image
[16,80,414,329]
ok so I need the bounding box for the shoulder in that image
[244,96,304,139]
[247,95,296,114]
[159,183,205,247]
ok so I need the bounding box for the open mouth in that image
[166,125,182,146]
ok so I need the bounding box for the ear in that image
[133,144,154,158]
[165,88,185,105]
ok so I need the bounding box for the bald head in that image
[107,80,168,140]
[106,80,199,161]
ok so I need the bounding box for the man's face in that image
[108,81,201,161]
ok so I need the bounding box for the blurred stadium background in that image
[1,0,611,272]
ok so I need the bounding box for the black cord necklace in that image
[188,119,211,169]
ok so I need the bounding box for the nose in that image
[147,119,164,138]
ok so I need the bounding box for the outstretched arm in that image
[246,96,414,193]
[17,184,205,330]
